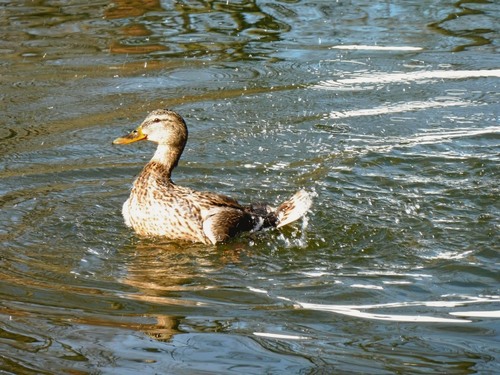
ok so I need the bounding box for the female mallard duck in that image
[113,109,312,245]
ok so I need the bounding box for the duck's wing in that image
[202,206,255,244]
[174,188,256,245]
[185,189,243,209]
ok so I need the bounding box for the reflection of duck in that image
[113,109,312,245]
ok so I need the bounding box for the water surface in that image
[1,0,499,374]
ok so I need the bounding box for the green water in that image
[1,1,499,374]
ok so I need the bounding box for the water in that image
[1,0,499,373]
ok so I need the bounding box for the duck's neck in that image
[147,144,183,181]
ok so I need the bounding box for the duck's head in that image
[113,109,188,148]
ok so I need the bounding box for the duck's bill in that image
[113,126,147,145]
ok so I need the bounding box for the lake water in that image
[1,0,499,373]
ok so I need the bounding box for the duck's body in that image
[122,160,272,244]
[114,109,312,245]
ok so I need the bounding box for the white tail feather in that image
[276,190,313,228]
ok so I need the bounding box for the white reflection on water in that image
[298,305,470,323]
[313,69,500,90]
[327,99,469,119]
[296,295,500,323]
[338,125,500,157]
[330,45,423,51]
[350,284,384,290]
[381,126,500,150]
[247,286,500,324]
[253,332,311,340]
[451,311,500,318]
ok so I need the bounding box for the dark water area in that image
[1,0,499,374]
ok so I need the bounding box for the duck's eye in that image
[153,118,161,123]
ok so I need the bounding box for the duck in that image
[113,109,312,245]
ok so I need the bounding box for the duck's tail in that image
[247,190,313,231]
[275,189,313,228]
